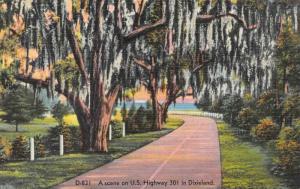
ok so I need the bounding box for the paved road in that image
[56,116,221,189]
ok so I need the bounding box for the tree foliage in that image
[51,101,71,126]
[221,94,244,125]
[0,86,47,131]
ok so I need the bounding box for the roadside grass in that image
[217,122,287,189]
[0,116,184,189]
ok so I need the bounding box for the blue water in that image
[116,102,198,111]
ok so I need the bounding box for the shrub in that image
[135,106,150,131]
[237,108,259,131]
[34,135,46,158]
[256,91,281,123]
[0,137,10,163]
[278,127,297,141]
[127,105,153,133]
[276,139,300,174]
[111,121,123,138]
[221,94,244,126]
[69,126,81,152]
[0,143,6,163]
[127,105,138,132]
[45,125,80,153]
[254,119,279,141]
[11,135,29,160]
[209,98,223,113]
[51,102,71,126]
[274,126,300,174]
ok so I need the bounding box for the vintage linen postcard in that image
[0,0,299,188]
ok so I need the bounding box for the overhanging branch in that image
[15,75,50,88]
[15,74,90,118]
[123,18,167,42]
[197,13,258,31]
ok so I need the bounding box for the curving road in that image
[56,116,221,189]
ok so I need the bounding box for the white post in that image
[30,138,34,161]
[109,125,112,141]
[59,135,64,156]
[122,123,126,137]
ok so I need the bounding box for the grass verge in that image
[217,122,288,189]
[0,116,184,189]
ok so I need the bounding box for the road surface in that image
[56,116,221,189]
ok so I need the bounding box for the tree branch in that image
[66,20,89,83]
[114,0,123,36]
[15,74,90,118]
[192,63,206,73]
[133,58,152,71]
[197,13,258,31]
[107,84,121,109]
[123,18,167,42]
[15,75,50,88]
[55,85,90,120]
[141,80,149,88]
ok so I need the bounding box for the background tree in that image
[275,21,300,128]
[0,86,47,132]
[51,101,71,126]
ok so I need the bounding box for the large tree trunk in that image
[91,84,120,152]
[150,89,163,130]
[161,103,170,123]
[64,82,119,152]
[93,104,112,152]
[281,65,289,128]
[15,122,19,132]
[72,102,91,152]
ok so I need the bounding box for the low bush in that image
[221,94,244,126]
[0,144,7,163]
[0,141,7,163]
[69,127,81,152]
[127,105,152,133]
[0,137,10,163]
[275,127,300,174]
[34,135,46,158]
[253,119,279,141]
[276,139,300,174]
[111,121,123,138]
[237,108,259,131]
[11,135,29,160]
[45,125,81,153]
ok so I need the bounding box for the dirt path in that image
[56,116,221,189]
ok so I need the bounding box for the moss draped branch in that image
[197,13,258,31]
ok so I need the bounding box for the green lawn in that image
[0,115,80,141]
[0,117,57,141]
[218,122,288,189]
[0,116,184,189]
